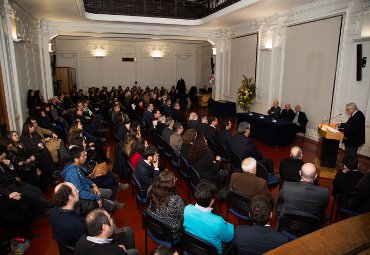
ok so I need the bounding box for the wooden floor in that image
[6,109,370,255]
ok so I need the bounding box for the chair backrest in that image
[144,211,176,242]
[179,155,190,177]
[57,243,74,255]
[217,142,230,160]
[227,190,251,216]
[230,151,242,172]
[205,137,219,154]
[279,213,323,237]
[131,173,146,198]
[189,165,201,188]
[256,162,268,182]
[181,231,219,255]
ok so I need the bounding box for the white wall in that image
[219,0,370,156]
[55,37,210,91]
[0,2,43,130]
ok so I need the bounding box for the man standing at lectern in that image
[340,102,365,162]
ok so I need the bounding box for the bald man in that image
[279,103,295,121]
[279,146,305,184]
[267,100,281,118]
[278,163,328,221]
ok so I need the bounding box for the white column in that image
[214,35,226,100]
[38,23,54,99]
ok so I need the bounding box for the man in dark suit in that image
[279,103,295,121]
[163,99,173,118]
[267,99,281,117]
[204,116,218,142]
[278,163,328,221]
[279,146,304,184]
[218,119,233,150]
[172,102,186,124]
[197,115,209,135]
[187,112,201,131]
[134,146,160,192]
[230,157,271,201]
[292,105,308,133]
[339,102,365,162]
[333,158,363,210]
[155,115,166,136]
[233,195,288,255]
[161,117,175,144]
[143,103,154,129]
[230,122,274,173]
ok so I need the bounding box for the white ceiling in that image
[15,0,318,29]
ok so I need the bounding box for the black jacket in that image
[341,110,366,147]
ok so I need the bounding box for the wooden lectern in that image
[317,124,344,168]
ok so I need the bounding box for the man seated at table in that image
[293,105,308,133]
[279,146,304,185]
[233,195,288,255]
[267,99,281,118]
[278,163,328,222]
[279,103,295,121]
[231,122,274,174]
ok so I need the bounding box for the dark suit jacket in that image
[156,122,166,136]
[267,106,281,117]
[333,171,364,195]
[143,110,153,129]
[233,225,289,255]
[162,127,174,144]
[341,110,365,147]
[279,158,304,182]
[279,181,328,219]
[163,105,173,118]
[192,152,220,181]
[230,172,271,200]
[116,123,128,143]
[204,125,217,142]
[20,133,44,154]
[173,109,186,123]
[134,159,159,192]
[218,129,233,150]
[187,120,201,131]
[280,109,295,121]
[295,111,308,132]
[197,123,209,136]
[230,134,262,160]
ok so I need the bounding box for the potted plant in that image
[237,75,256,112]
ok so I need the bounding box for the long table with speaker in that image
[237,112,296,147]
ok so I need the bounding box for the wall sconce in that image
[261,31,272,51]
[93,47,107,57]
[48,43,54,53]
[151,49,163,59]
[212,47,217,55]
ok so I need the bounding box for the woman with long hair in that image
[187,135,226,189]
[20,122,56,188]
[147,170,185,231]
[180,128,197,160]
[6,132,39,187]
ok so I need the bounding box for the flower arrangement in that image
[209,74,215,84]
[237,75,256,112]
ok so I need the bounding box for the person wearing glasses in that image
[339,102,365,162]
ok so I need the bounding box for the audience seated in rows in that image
[61,146,117,216]
[333,158,364,211]
[278,163,329,222]
[147,170,185,232]
[231,122,274,173]
[233,195,289,255]
[135,146,160,193]
[169,123,184,156]
[187,136,227,189]
[162,117,175,144]
[279,146,305,184]
[217,118,232,150]
[184,180,234,254]
[230,157,272,201]
[74,208,139,255]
